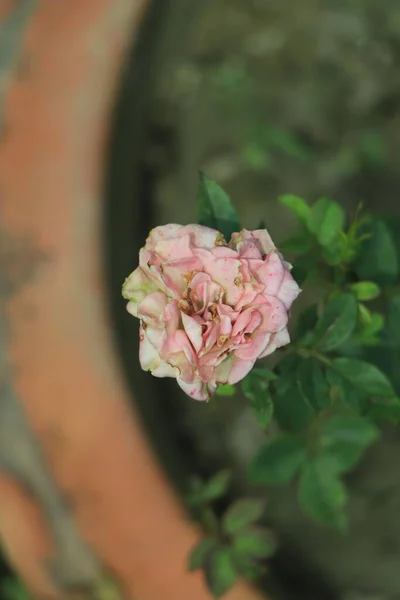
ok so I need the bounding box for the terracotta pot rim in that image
[0,2,268,599]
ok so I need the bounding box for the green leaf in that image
[280,233,315,255]
[325,368,361,411]
[332,357,395,397]
[355,220,398,286]
[206,547,238,598]
[279,195,311,225]
[232,526,276,559]
[367,402,400,424]
[188,538,220,571]
[197,173,240,240]
[350,281,381,301]
[1,580,30,600]
[230,550,262,581]
[308,198,345,247]
[322,441,365,473]
[314,293,358,352]
[321,414,379,446]
[201,470,232,502]
[242,368,275,428]
[388,293,400,345]
[250,389,274,428]
[222,499,266,534]
[273,359,315,432]
[296,359,330,412]
[298,456,347,529]
[250,434,307,483]
[216,384,236,397]
[296,304,319,341]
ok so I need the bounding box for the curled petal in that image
[278,270,302,309]
[122,267,159,316]
[177,377,214,401]
[255,250,285,296]
[259,327,291,358]
[227,357,256,384]
[230,229,275,257]
[181,312,203,354]
[137,291,168,321]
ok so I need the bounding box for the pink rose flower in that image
[122,224,300,401]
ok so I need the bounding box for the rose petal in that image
[122,267,159,316]
[181,312,204,354]
[177,377,212,401]
[278,270,302,309]
[255,251,285,296]
[259,327,291,358]
[227,357,256,384]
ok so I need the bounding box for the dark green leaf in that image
[314,293,358,352]
[273,368,314,432]
[279,195,311,225]
[216,385,236,397]
[296,304,319,341]
[232,526,276,559]
[250,434,307,484]
[280,233,315,255]
[325,368,365,411]
[322,441,365,473]
[250,389,274,429]
[350,282,380,301]
[388,294,400,345]
[197,173,240,240]
[298,456,347,529]
[367,402,400,424]
[355,220,398,286]
[188,538,219,571]
[332,357,394,397]
[242,369,275,428]
[205,547,238,598]
[201,470,232,502]
[308,198,345,247]
[322,414,379,446]
[223,499,266,534]
[230,550,263,581]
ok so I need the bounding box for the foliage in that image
[189,175,400,597]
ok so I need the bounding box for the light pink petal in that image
[244,311,263,334]
[220,314,233,336]
[139,328,160,371]
[259,327,291,358]
[139,328,175,377]
[201,256,243,305]
[259,296,288,333]
[232,308,253,336]
[237,241,263,260]
[177,377,211,401]
[230,229,275,256]
[147,224,185,245]
[122,267,160,316]
[213,354,235,384]
[180,224,221,249]
[255,251,285,295]
[234,284,262,311]
[278,271,302,309]
[181,312,204,354]
[201,323,219,355]
[227,358,256,384]
[137,291,168,320]
[155,234,193,261]
[234,330,271,360]
[211,246,239,258]
[175,330,198,365]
